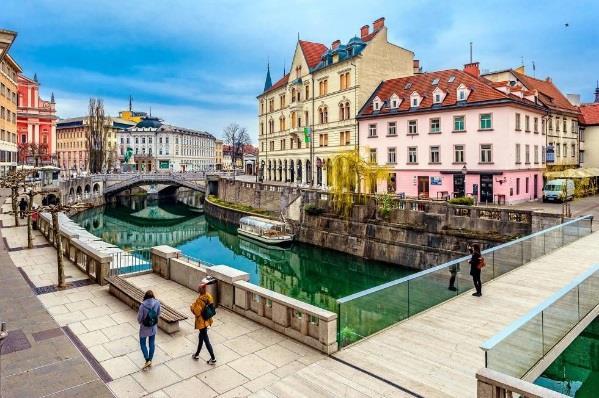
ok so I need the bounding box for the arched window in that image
[345,102,351,120]
[319,106,328,124]
[291,112,297,128]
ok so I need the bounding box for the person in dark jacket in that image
[137,290,161,370]
[469,244,483,297]
[19,198,27,219]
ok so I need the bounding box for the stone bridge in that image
[98,172,208,195]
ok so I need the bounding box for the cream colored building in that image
[257,17,415,186]
[579,93,599,168]
[57,116,135,172]
[483,67,581,170]
[215,139,223,170]
[0,53,20,175]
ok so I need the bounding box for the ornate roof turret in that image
[50,92,55,103]
[33,73,38,83]
[594,80,599,103]
[263,62,272,92]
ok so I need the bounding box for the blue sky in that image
[2,0,598,141]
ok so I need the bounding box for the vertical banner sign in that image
[304,127,311,143]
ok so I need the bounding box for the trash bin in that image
[203,276,218,306]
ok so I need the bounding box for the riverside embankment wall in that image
[209,179,564,269]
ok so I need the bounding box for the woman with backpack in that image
[137,290,161,370]
[468,243,484,297]
[190,280,216,364]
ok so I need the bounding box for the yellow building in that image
[118,97,148,124]
[257,17,415,186]
[215,139,223,170]
[57,116,134,173]
[0,51,21,175]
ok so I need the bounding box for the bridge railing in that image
[335,215,594,348]
[480,263,599,379]
[110,248,152,276]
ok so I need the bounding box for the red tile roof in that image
[359,69,538,116]
[512,71,579,114]
[580,103,599,125]
[299,40,328,69]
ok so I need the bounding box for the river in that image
[71,193,415,312]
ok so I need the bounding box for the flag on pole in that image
[303,127,311,143]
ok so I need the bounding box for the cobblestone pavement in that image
[0,197,114,398]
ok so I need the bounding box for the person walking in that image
[19,197,27,219]
[190,280,216,364]
[137,290,161,370]
[469,243,483,297]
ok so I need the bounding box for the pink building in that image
[358,64,547,204]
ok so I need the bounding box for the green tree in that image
[328,149,389,218]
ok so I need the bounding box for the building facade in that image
[17,74,57,165]
[257,17,415,186]
[117,117,216,172]
[0,53,20,175]
[215,139,223,170]
[579,87,599,168]
[57,116,135,172]
[357,65,547,204]
[482,68,581,170]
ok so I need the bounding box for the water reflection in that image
[73,194,414,311]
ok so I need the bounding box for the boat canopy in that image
[239,216,285,229]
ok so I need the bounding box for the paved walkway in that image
[0,203,114,397]
[334,229,599,398]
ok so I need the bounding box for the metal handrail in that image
[480,263,598,352]
[337,214,593,304]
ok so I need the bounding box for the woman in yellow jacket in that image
[190,282,216,364]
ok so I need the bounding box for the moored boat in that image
[237,216,293,247]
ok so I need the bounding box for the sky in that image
[2,0,598,142]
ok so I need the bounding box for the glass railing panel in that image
[407,264,461,316]
[543,226,562,254]
[562,222,580,245]
[541,289,579,355]
[490,241,522,277]
[578,272,599,318]
[528,234,546,262]
[338,281,409,347]
[486,313,543,378]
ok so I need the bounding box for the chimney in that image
[545,77,552,83]
[373,17,385,32]
[464,62,480,78]
[413,59,421,74]
[332,39,341,50]
[360,25,369,39]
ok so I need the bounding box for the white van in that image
[543,179,575,202]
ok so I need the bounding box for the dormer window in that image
[389,93,400,109]
[432,87,445,104]
[456,84,470,101]
[410,92,421,108]
[373,96,382,111]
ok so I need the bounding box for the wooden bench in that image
[105,276,188,334]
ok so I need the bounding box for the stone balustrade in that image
[476,368,568,398]
[151,245,338,354]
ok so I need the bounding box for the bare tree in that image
[87,98,111,174]
[0,169,29,227]
[223,123,251,167]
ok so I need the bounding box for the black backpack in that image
[143,305,158,327]
[201,301,216,321]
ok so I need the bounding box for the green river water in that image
[71,194,415,313]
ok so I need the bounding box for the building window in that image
[340,130,350,145]
[525,177,529,194]
[387,122,397,136]
[454,116,465,132]
[542,146,546,163]
[479,113,492,130]
[319,80,328,96]
[480,144,492,163]
[340,72,350,90]
[305,85,310,99]
[515,143,521,164]
[556,117,560,132]
[548,117,553,131]
[563,118,567,133]
[387,147,397,164]
[454,145,464,163]
[516,178,520,195]
[534,145,539,164]
[279,94,286,108]
[430,146,440,164]
[430,118,441,133]
[458,90,466,101]
[339,101,350,120]
[571,143,576,157]
[368,124,377,137]
[319,133,328,147]
[387,173,397,193]
[318,106,328,124]
[21,134,26,144]
[563,143,567,157]
[434,93,441,103]
[556,143,560,157]
[515,113,521,131]
[525,144,530,164]
[571,120,577,134]
[534,117,539,133]
[369,148,377,164]
[408,120,417,135]
[408,146,417,164]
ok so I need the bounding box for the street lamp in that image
[461,164,467,175]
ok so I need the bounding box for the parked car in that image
[543,179,575,202]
